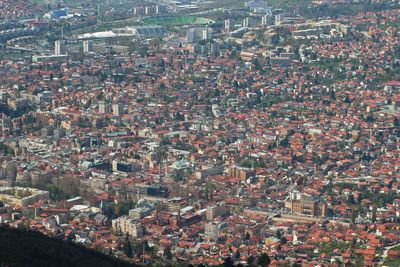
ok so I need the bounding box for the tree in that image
[394,117,400,127]
[113,200,136,218]
[330,90,336,100]
[205,180,216,201]
[123,234,133,258]
[235,249,240,259]
[351,238,356,248]
[47,184,67,200]
[171,169,185,182]
[351,208,358,224]
[58,175,80,197]
[247,255,255,266]
[347,194,355,205]
[223,257,234,267]
[175,112,185,121]
[258,253,270,266]
[365,115,374,123]
[244,232,251,241]
[159,82,166,92]
[371,206,377,223]
[163,246,173,260]
[67,233,76,242]
[276,229,282,239]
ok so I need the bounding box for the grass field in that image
[142,16,212,26]
[384,258,400,267]
[383,246,400,267]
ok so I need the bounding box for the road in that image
[380,243,400,265]
[243,208,323,223]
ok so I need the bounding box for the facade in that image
[83,40,93,53]
[98,101,111,114]
[0,187,49,207]
[227,166,255,180]
[206,204,230,221]
[30,171,52,187]
[187,28,212,43]
[54,40,66,55]
[128,207,151,219]
[112,216,143,237]
[285,195,328,217]
[261,15,272,26]
[205,221,228,241]
[112,103,124,116]
[32,54,68,63]
[0,160,17,181]
[205,222,219,240]
[195,165,224,179]
[224,19,232,32]
[242,17,255,28]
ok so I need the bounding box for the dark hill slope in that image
[0,226,137,267]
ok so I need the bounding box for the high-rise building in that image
[228,165,255,180]
[145,6,152,15]
[31,171,51,187]
[54,40,66,55]
[205,222,219,240]
[1,161,17,181]
[210,42,220,56]
[98,101,111,114]
[133,6,144,16]
[242,17,255,28]
[155,5,165,14]
[224,19,232,32]
[275,14,283,25]
[112,216,143,237]
[105,46,113,54]
[83,40,93,54]
[261,15,270,26]
[205,221,228,241]
[187,27,212,43]
[112,102,124,116]
[206,205,229,221]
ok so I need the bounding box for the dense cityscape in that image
[0,0,399,266]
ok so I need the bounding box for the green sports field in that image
[142,16,213,26]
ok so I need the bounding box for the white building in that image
[55,40,67,55]
[112,216,143,237]
[225,19,232,32]
[112,102,124,116]
[83,40,93,53]
[187,27,212,43]
[98,101,111,114]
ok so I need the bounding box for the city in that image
[0,0,399,266]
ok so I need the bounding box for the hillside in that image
[0,226,138,267]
